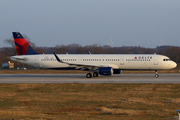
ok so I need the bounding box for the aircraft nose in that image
[172,61,177,69]
[173,62,177,68]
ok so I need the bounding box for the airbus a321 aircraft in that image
[10,32,177,78]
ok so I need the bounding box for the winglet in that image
[177,109,180,116]
[177,109,180,113]
[53,52,64,63]
[87,51,91,54]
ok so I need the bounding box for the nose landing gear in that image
[155,70,159,78]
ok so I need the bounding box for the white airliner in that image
[10,32,177,78]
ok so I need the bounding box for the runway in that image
[0,73,179,83]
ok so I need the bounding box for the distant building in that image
[1,61,14,69]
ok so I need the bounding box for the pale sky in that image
[1,0,180,48]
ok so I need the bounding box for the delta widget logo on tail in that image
[12,32,38,55]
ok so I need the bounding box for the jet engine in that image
[98,67,113,75]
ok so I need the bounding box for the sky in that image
[0,0,180,48]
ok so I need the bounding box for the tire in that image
[93,72,98,77]
[86,73,92,78]
[155,74,159,78]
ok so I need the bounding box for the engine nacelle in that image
[98,67,113,75]
[113,69,122,74]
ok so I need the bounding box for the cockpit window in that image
[163,59,172,61]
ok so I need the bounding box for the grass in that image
[0,84,180,120]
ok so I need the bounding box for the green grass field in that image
[0,83,180,120]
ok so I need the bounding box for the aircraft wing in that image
[67,62,105,67]
[68,62,118,68]
[53,52,119,69]
[67,62,107,70]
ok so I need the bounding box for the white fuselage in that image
[10,54,177,70]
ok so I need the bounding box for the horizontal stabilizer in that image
[10,56,28,61]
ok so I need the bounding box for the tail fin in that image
[12,32,38,55]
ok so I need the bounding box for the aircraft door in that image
[78,57,83,63]
[120,58,124,65]
[35,56,40,67]
[154,57,158,65]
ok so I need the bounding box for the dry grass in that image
[0,84,180,120]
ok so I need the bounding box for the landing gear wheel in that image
[93,72,98,77]
[155,74,159,78]
[155,70,159,78]
[86,73,92,78]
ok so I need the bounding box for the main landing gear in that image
[155,70,159,78]
[86,72,99,78]
[86,73,92,78]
